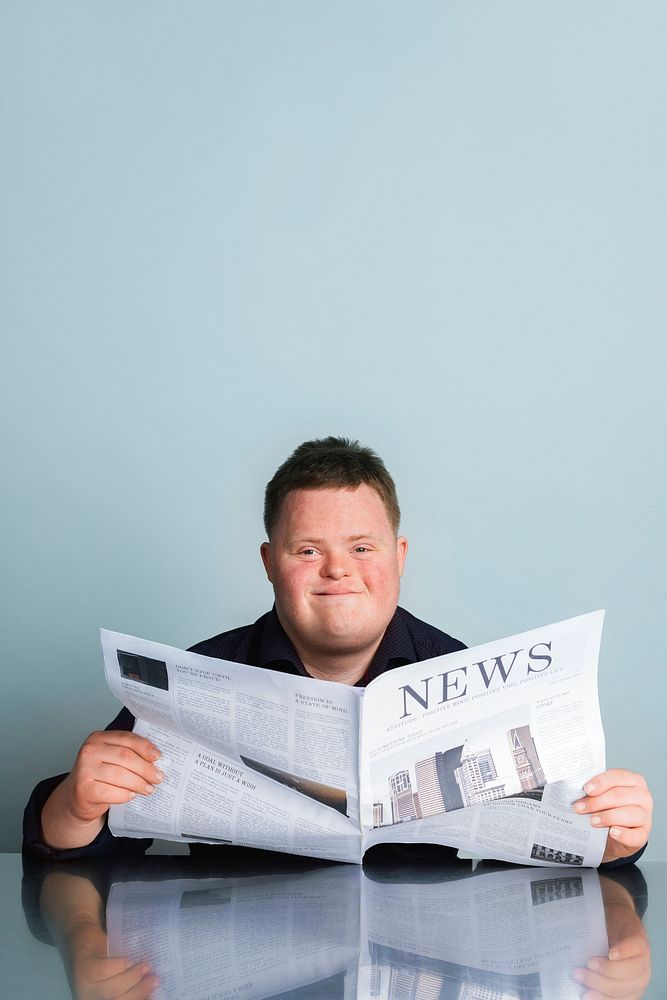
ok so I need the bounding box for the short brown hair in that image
[264,437,401,537]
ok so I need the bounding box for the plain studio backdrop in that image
[1,2,665,858]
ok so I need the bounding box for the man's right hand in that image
[41,731,163,850]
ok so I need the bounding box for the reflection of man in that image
[37,869,158,999]
[26,861,653,999]
[24,437,653,864]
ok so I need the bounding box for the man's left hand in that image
[573,769,653,864]
[572,874,651,998]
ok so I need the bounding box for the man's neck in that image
[299,645,382,685]
[276,614,385,685]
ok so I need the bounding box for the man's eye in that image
[354,546,370,553]
[300,548,317,556]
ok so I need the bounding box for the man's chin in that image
[308,618,383,653]
[277,603,395,658]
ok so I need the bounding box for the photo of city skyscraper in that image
[370,711,545,829]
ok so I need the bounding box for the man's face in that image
[260,485,408,660]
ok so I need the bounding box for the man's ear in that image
[260,541,273,582]
[396,536,408,576]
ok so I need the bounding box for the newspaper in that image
[102,630,363,863]
[106,865,609,1000]
[102,609,608,865]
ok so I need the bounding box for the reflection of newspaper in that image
[106,868,361,1000]
[105,865,608,1000]
[102,611,607,865]
[360,610,608,865]
[102,630,363,862]
[358,866,608,1000]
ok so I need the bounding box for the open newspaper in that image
[101,610,608,865]
[106,865,609,1000]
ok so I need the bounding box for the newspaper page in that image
[101,630,362,862]
[106,867,361,1000]
[360,611,608,866]
[358,866,608,1000]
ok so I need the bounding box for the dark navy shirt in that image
[190,605,466,684]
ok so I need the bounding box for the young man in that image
[24,437,653,863]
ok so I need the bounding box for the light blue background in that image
[2,1,665,855]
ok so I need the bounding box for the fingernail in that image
[610,827,621,839]
[151,749,161,759]
[590,816,601,826]
[154,769,164,781]
[571,968,586,983]
[144,783,155,794]
[609,948,620,961]
[587,958,601,971]
[584,782,596,793]
[573,801,586,812]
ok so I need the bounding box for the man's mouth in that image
[312,590,362,597]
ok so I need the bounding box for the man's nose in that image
[320,551,352,578]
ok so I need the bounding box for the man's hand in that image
[40,870,159,1000]
[572,875,651,999]
[573,769,653,864]
[68,937,159,1000]
[41,731,163,850]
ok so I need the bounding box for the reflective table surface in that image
[4,851,665,999]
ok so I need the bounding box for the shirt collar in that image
[255,607,308,674]
[364,606,417,684]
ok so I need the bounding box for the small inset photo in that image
[117,650,169,691]
[240,755,348,816]
[531,876,584,905]
[530,843,584,866]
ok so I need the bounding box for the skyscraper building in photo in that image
[415,747,466,814]
[507,726,545,791]
[435,745,465,812]
[415,756,446,817]
[389,770,417,823]
[454,743,506,807]
[387,966,447,1000]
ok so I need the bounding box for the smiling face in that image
[260,485,408,669]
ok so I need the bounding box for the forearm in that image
[40,871,105,946]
